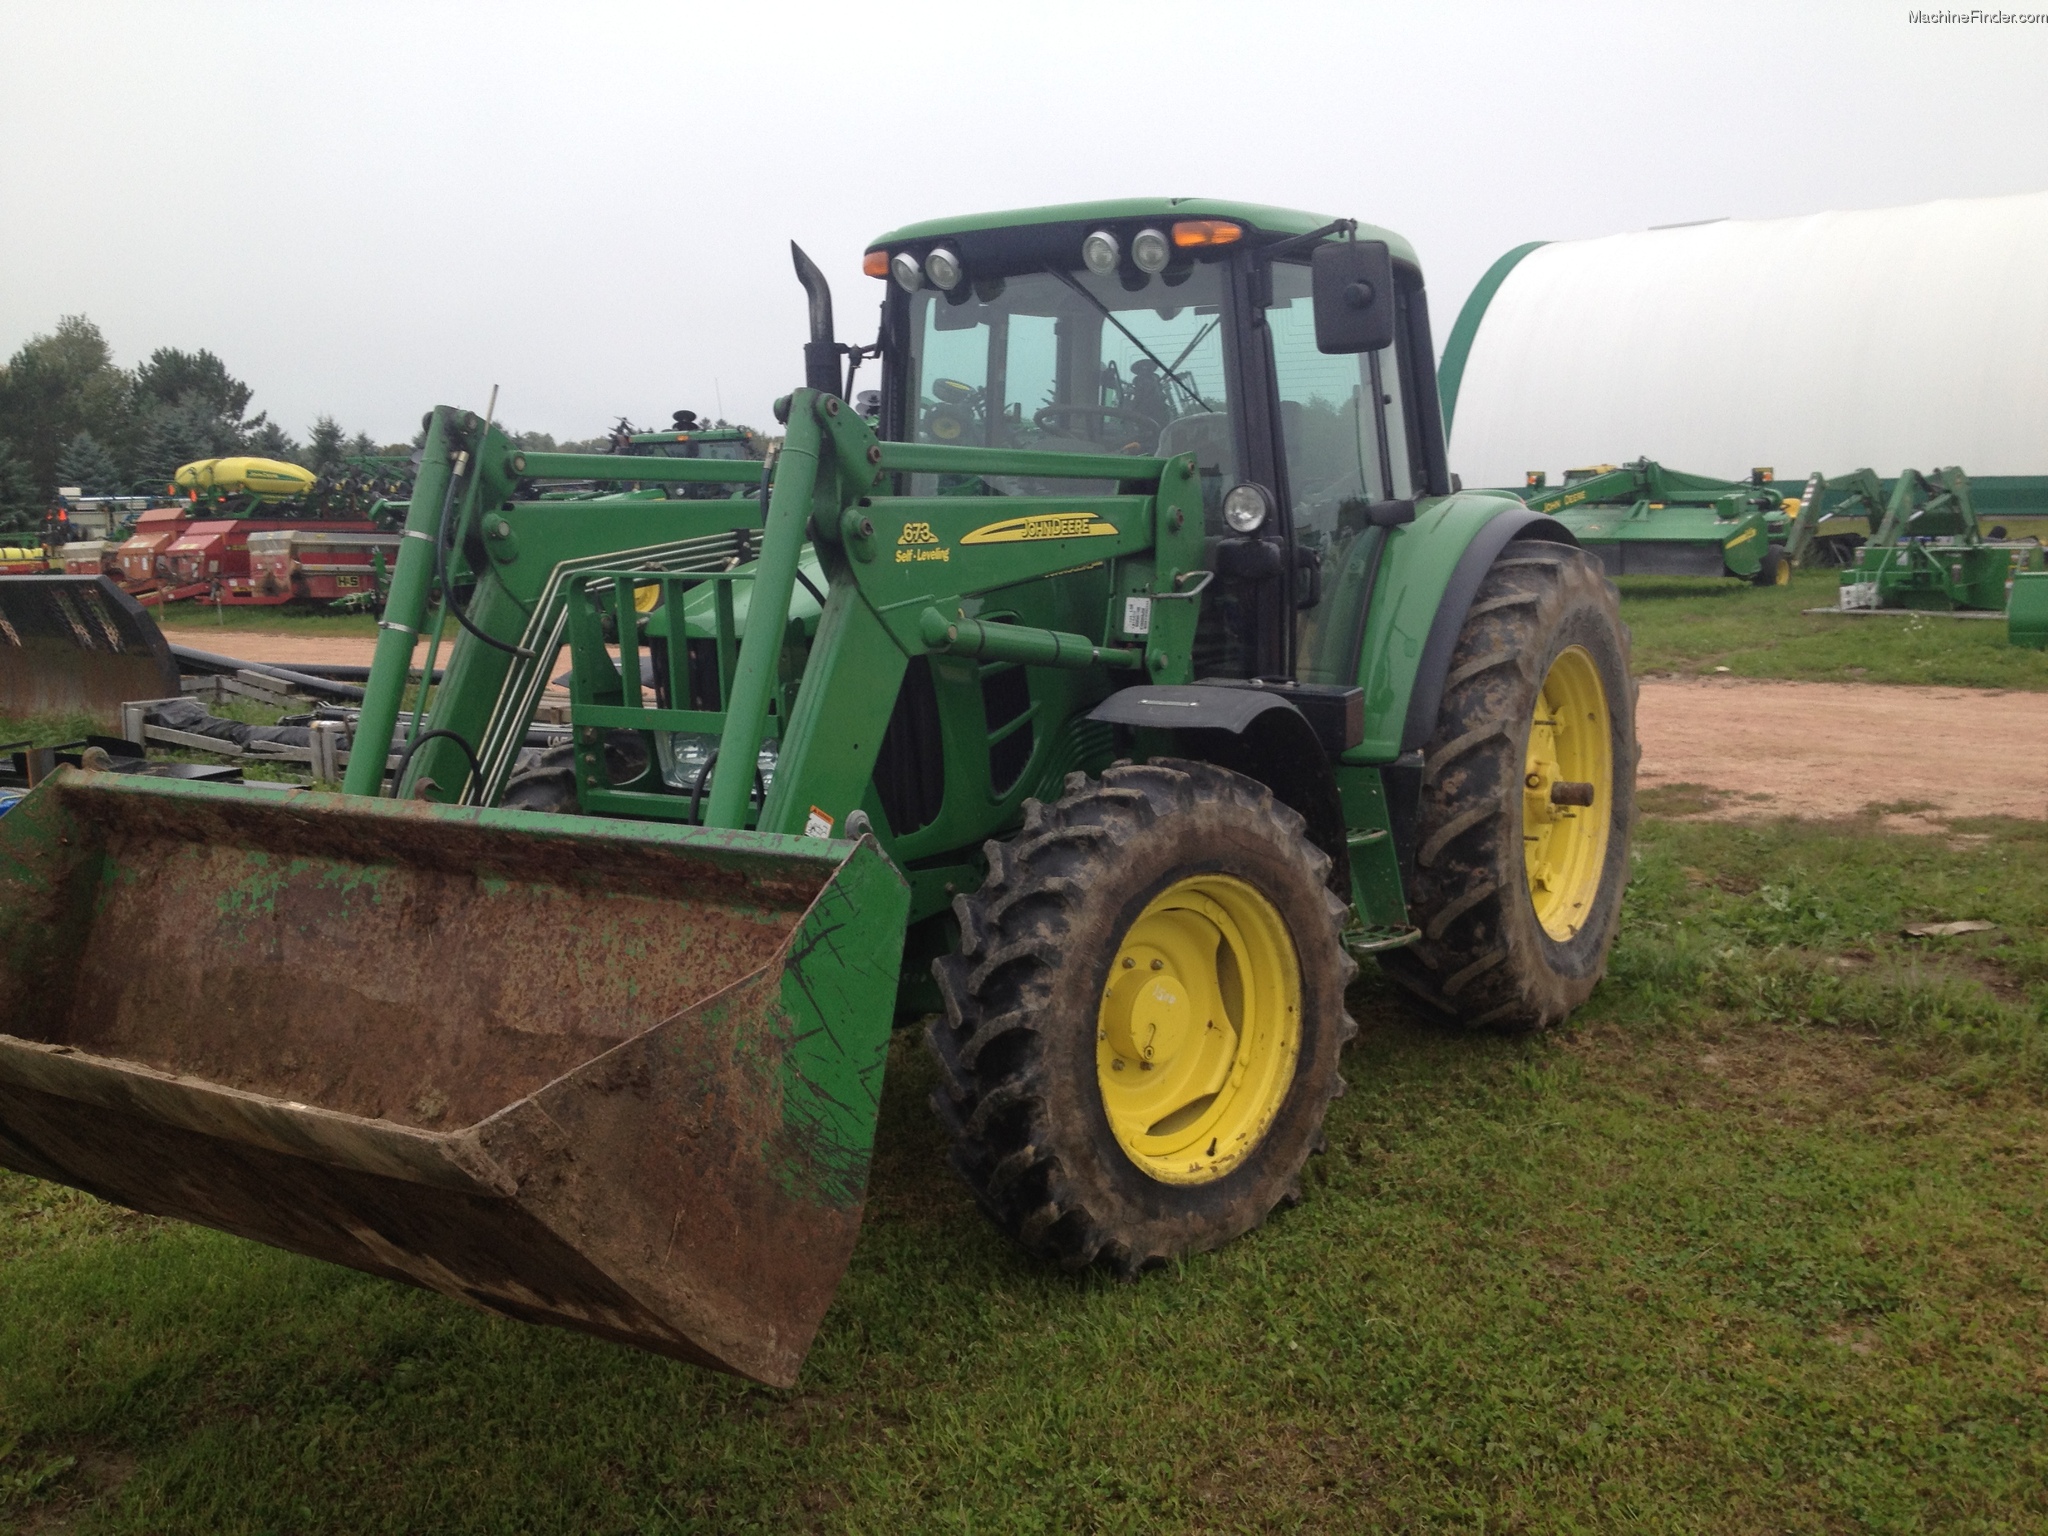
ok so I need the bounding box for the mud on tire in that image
[1381,540,1638,1031]
[928,760,1357,1276]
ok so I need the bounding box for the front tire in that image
[929,761,1357,1275]
[1383,541,1638,1030]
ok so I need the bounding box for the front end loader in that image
[0,200,1638,1386]
[1834,467,2017,612]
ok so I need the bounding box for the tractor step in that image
[1342,923,1421,955]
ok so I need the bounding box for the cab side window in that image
[1265,259,1418,685]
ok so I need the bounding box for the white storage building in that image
[1439,190,2048,489]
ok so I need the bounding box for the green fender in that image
[1341,492,1579,763]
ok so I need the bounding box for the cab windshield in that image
[904,260,1236,501]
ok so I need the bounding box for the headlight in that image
[1222,483,1272,534]
[890,251,924,292]
[1081,230,1120,275]
[923,246,964,290]
[1131,228,1170,273]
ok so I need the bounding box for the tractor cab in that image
[614,419,766,500]
[865,201,1452,683]
[623,418,764,463]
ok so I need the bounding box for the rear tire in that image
[1382,541,1637,1030]
[1752,545,1791,586]
[929,761,1357,1275]
[501,742,579,813]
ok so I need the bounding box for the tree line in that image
[0,315,414,534]
[0,317,618,535]
[0,314,745,536]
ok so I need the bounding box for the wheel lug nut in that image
[1112,1059,1125,1071]
[1121,957,1135,969]
[1526,773,1543,789]
[1150,958,1164,971]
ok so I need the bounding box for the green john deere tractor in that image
[0,199,1638,1388]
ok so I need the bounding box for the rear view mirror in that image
[1311,239,1397,354]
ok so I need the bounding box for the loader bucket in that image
[0,772,910,1386]
[0,575,180,726]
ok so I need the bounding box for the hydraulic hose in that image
[435,468,534,660]
[687,745,720,825]
[389,728,484,799]
[684,744,769,825]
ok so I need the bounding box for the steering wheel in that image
[1033,404,1161,447]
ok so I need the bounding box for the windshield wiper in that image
[1166,317,1219,378]
[1046,266,1216,415]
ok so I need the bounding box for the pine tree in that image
[56,431,124,495]
[132,398,241,494]
[245,419,304,462]
[305,416,347,475]
[133,347,253,425]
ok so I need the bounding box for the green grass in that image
[1618,569,2048,690]
[0,709,104,751]
[150,603,377,640]
[2,702,327,785]
[3,807,2044,1532]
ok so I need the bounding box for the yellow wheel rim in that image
[1775,559,1791,585]
[1523,646,1613,941]
[1095,874,1301,1185]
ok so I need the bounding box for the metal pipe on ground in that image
[219,661,446,684]
[170,645,367,702]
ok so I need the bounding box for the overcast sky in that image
[3,1,2044,445]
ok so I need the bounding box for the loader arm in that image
[369,394,1205,841]
[1788,468,1886,563]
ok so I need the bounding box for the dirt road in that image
[1638,676,2048,824]
[194,634,2048,825]
[178,633,382,669]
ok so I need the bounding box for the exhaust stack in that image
[791,242,842,398]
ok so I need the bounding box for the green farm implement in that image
[1783,467,1887,569]
[2011,571,2048,648]
[621,415,765,467]
[0,201,1638,1386]
[1521,460,1791,583]
[1826,467,2024,612]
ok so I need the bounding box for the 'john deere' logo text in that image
[962,512,1119,545]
